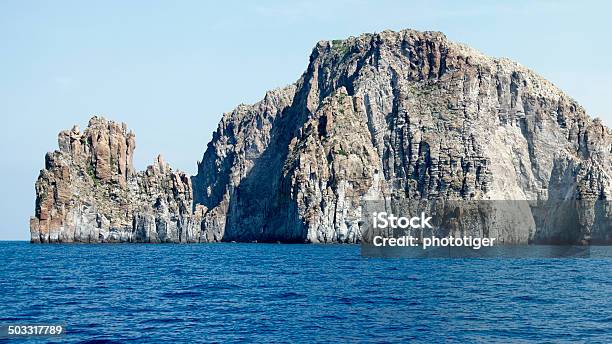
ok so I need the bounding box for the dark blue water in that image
[0,242,610,343]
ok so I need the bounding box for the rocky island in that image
[30,29,612,244]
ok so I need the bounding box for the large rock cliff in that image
[32,29,612,244]
[191,29,611,244]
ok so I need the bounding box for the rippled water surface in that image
[0,242,611,343]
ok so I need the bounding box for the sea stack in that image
[30,117,203,243]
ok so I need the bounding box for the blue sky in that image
[1,0,610,240]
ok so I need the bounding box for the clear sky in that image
[1,0,610,240]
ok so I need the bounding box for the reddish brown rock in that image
[30,116,196,243]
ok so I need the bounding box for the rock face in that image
[30,117,202,243]
[32,29,612,244]
[191,29,611,244]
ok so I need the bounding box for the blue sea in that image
[0,242,610,343]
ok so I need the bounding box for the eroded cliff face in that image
[192,29,612,244]
[30,117,203,243]
[32,29,612,244]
